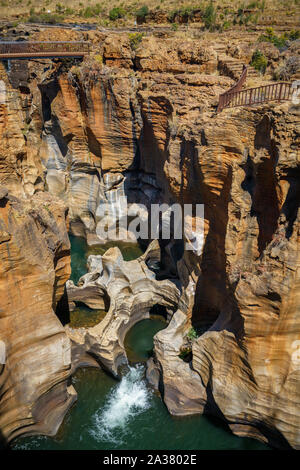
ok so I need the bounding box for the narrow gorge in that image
[0,17,299,451]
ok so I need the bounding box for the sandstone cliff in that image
[65,240,180,375]
[0,26,299,449]
[148,104,300,449]
[0,188,75,444]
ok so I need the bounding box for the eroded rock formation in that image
[0,189,75,443]
[0,25,299,449]
[66,241,181,375]
[148,105,300,449]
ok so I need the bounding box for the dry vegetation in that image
[0,0,299,31]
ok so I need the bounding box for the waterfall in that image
[90,365,151,444]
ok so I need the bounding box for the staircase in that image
[255,8,300,33]
[213,42,259,82]
[218,54,259,81]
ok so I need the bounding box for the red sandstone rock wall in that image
[0,29,299,448]
[0,189,75,443]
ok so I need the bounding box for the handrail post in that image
[278,83,283,102]
[249,88,253,105]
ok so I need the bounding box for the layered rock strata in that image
[0,188,75,443]
[66,241,181,375]
[0,27,299,449]
[149,105,300,449]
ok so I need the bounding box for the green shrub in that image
[187,327,198,341]
[136,5,149,18]
[129,32,143,50]
[289,29,300,40]
[79,4,102,18]
[83,6,93,18]
[222,20,231,30]
[247,0,265,9]
[55,2,64,13]
[109,6,126,21]
[247,1,259,8]
[168,9,176,22]
[168,6,195,23]
[259,0,266,10]
[171,22,178,31]
[28,13,62,24]
[179,347,192,360]
[100,18,110,27]
[65,7,74,15]
[94,3,102,15]
[203,1,217,30]
[250,49,268,73]
[258,27,300,50]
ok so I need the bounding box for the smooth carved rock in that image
[66,241,181,375]
[0,29,299,449]
[149,107,300,449]
[0,186,8,200]
[0,191,75,444]
[67,255,107,310]
[147,310,207,415]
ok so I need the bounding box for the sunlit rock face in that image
[0,28,299,449]
[0,36,231,243]
[36,68,142,241]
[0,189,75,443]
[149,107,300,450]
[66,241,181,376]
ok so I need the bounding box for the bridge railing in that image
[0,41,90,56]
[217,65,292,112]
[218,81,292,111]
[217,65,248,112]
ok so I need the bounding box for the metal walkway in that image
[217,66,293,112]
[0,41,90,59]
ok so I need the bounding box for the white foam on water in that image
[13,435,46,450]
[90,365,151,444]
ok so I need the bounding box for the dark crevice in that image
[241,155,255,196]
[41,92,52,122]
[264,292,281,302]
[252,157,280,254]
[149,304,168,319]
[191,165,233,325]
[280,172,300,239]
[86,127,102,159]
[55,285,70,326]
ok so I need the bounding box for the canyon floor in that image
[0,7,299,451]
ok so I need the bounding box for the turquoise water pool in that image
[12,236,270,450]
[13,317,269,450]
